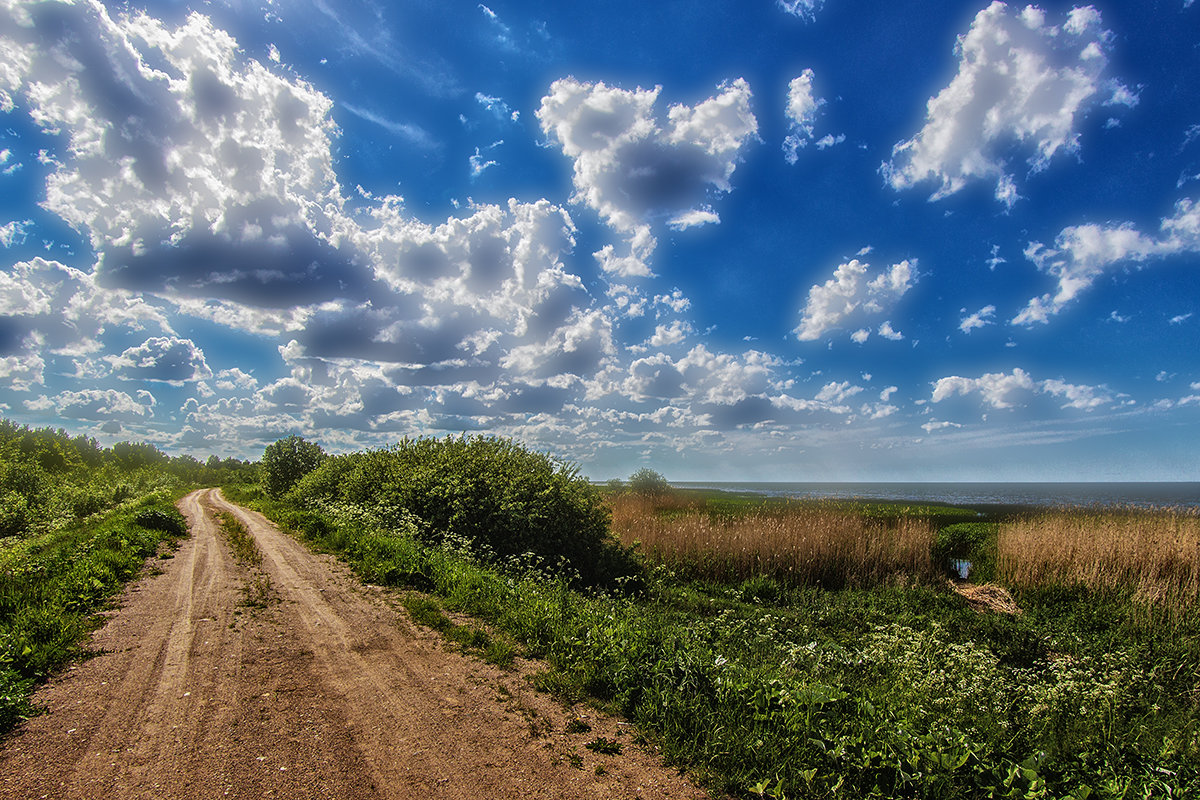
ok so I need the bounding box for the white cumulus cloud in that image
[54,388,156,422]
[0,1,357,307]
[648,320,693,348]
[933,367,1037,409]
[537,77,757,276]
[932,367,1113,410]
[1016,197,1200,324]
[110,336,212,384]
[883,2,1130,208]
[795,258,916,342]
[877,321,904,341]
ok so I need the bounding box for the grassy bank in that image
[0,493,189,732]
[232,457,1199,800]
[0,419,254,736]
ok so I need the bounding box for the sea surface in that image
[672,482,1200,510]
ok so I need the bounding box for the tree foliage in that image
[261,435,327,498]
[0,420,193,537]
[288,435,638,587]
[628,467,670,495]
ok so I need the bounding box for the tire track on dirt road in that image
[0,489,709,799]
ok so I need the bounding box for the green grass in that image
[211,509,276,608]
[242,488,1199,800]
[399,594,517,668]
[659,487,982,525]
[213,510,262,567]
[0,492,189,733]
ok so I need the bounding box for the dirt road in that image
[0,489,708,799]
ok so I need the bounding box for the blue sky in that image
[0,0,1198,481]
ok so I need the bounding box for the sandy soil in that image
[0,489,709,800]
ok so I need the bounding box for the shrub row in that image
[285,436,641,589]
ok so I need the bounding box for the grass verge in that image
[0,492,188,734]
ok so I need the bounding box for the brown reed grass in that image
[608,493,938,588]
[998,507,1200,611]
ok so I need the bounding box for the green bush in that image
[288,435,640,588]
[0,491,30,537]
[261,435,326,498]
[933,522,997,581]
[133,507,188,537]
[628,467,669,495]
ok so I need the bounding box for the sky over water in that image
[0,0,1198,481]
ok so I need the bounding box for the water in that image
[671,482,1200,510]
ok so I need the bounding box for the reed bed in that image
[609,493,938,588]
[998,506,1200,610]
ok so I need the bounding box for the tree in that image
[628,467,669,495]
[261,435,326,498]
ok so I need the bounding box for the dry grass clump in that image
[998,507,1200,610]
[950,581,1022,615]
[609,493,938,588]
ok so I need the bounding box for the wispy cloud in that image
[1016,197,1200,324]
[309,0,460,95]
[340,103,438,150]
[959,305,996,333]
[476,93,520,123]
[777,0,826,23]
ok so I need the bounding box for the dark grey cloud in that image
[700,397,777,429]
[0,317,34,356]
[97,221,373,308]
[112,336,211,383]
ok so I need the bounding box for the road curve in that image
[0,488,707,800]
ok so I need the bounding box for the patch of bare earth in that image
[0,489,710,799]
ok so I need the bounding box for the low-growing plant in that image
[565,717,592,734]
[134,507,189,538]
[213,510,262,567]
[585,735,622,755]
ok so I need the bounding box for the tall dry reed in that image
[998,507,1200,610]
[609,493,938,588]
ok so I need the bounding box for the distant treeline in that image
[0,419,255,539]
